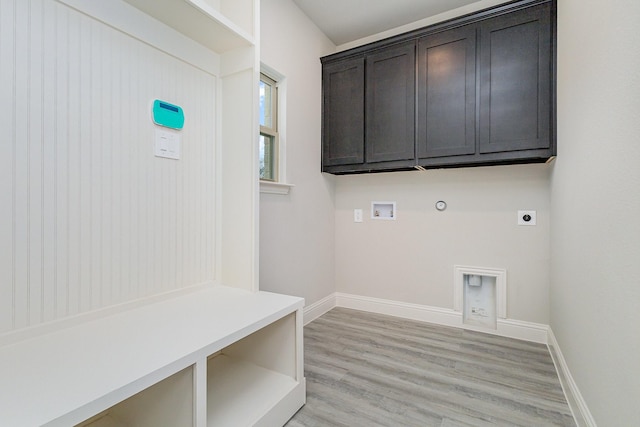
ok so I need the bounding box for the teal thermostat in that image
[152,100,184,130]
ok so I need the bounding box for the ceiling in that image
[292,0,483,46]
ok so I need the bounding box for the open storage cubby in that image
[77,367,194,427]
[207,313,299,426]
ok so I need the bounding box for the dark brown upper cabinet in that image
[322,57,365,167]
[365,42,416,165]
[417,26,477,160]
[321,0,556,174]
[321,41,416,173]
[478,3,552,154]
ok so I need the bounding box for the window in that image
[260,73,278,181]
[259,66,293,194]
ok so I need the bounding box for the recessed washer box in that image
[371,202,396,220]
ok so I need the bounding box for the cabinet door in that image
[365,42,416,164]
[322,57,365,167]
[479,3,552,154]
[417,26,477,159]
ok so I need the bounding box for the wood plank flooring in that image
[285,308,575,427]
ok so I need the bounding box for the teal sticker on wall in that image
[152,100,184,130]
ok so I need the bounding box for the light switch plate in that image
[155,128,181,159]
[518,210,537,226]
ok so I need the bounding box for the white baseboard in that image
[548,328,597,427]
[303,293,336,325]
[334,292,549,344]
[335,292,460,327]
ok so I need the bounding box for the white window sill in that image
[260,181,294,195]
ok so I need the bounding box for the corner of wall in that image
[547,328,597,427]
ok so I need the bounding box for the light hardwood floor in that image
[286,308,575,427]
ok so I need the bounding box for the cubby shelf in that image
[123,0,255,53]
[207,355,299,426]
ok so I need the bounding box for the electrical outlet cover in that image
[354,209,363,223]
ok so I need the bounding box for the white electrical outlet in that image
[354,209,363,223]
[517,210,537,226]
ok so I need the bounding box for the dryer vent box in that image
[454,266,507,330]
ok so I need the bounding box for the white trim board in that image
[303,293,336,325]
[548,328,597,427]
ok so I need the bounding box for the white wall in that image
[551,0,640,424]
[0,0,218,333]
[335,165,551,324]
[259,0,336,305]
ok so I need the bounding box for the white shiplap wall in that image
[0,0,217,333]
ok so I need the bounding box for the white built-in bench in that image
[0,286,305,427]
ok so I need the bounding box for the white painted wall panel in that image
[0,0,16,330]
[221,67,258,291]
[334,165,551,324]
[13,0,31,329]
[0,0,217,333]
[259,0,337,306]
[41,0,58,324]
[551,0,640,423]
